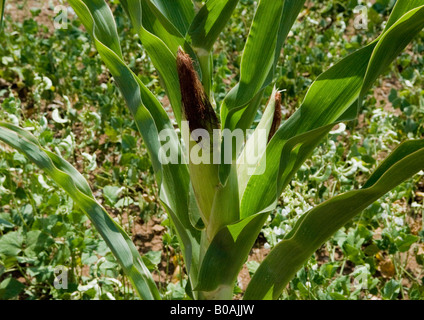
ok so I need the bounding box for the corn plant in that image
[1,0,424,300]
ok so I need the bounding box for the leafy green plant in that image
[1,0,424,300]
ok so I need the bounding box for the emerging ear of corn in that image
[177,47,222,232]
[177,47,219,134]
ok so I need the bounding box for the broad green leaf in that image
[0,231,23,257]
[24,230,54,257]
[0,277,25,300]
[103,185,122,205]
[0,123,161,300]
[244,139,424,300]
[188,0,239,52]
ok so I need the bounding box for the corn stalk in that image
[1,0,424,300]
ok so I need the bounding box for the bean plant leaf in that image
[0,123,161,300]
[244,139,424,300]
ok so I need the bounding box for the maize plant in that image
[1,0,424,300]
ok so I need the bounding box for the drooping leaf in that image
[244,139,424,300]
[241,1,424,219]
[68,0,202,293]
[0,123,161,300]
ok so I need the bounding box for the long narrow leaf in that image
[150,0,195,36]
[188,0,239,52]
[220,0,284,126]
[244,139,424,300]
[233,0,306,132]
[120,0,198,127]
[68,0,202,292]
[0,123,161,300]
[218,0,305,184]
[0,0,5,30]
[241,1,424,218]
[360,5,424,104]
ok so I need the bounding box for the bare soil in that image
[3,0,61,29]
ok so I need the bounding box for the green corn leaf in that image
[241,122,335,219]
[218,0,305,185]
[196,211,269,297]
[240,1,424,218]
[119,0,198,128]
[0,123,161,300]
[149,0,195,36]
[360,4,424,104]
[188,0,239,52]
[69,0,163,179]
[384,0,424,31]
[244,139,424,300]
[237,87,280,198]
[0,0,5,30]
[187,0,240,95]
[119,0,183,126]
[232,0,306,133]
[220,0,306,132]
[121,0,185,56]
[68,0,202,291]
[220,0,285,128]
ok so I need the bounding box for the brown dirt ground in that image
[3,0,61,28]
